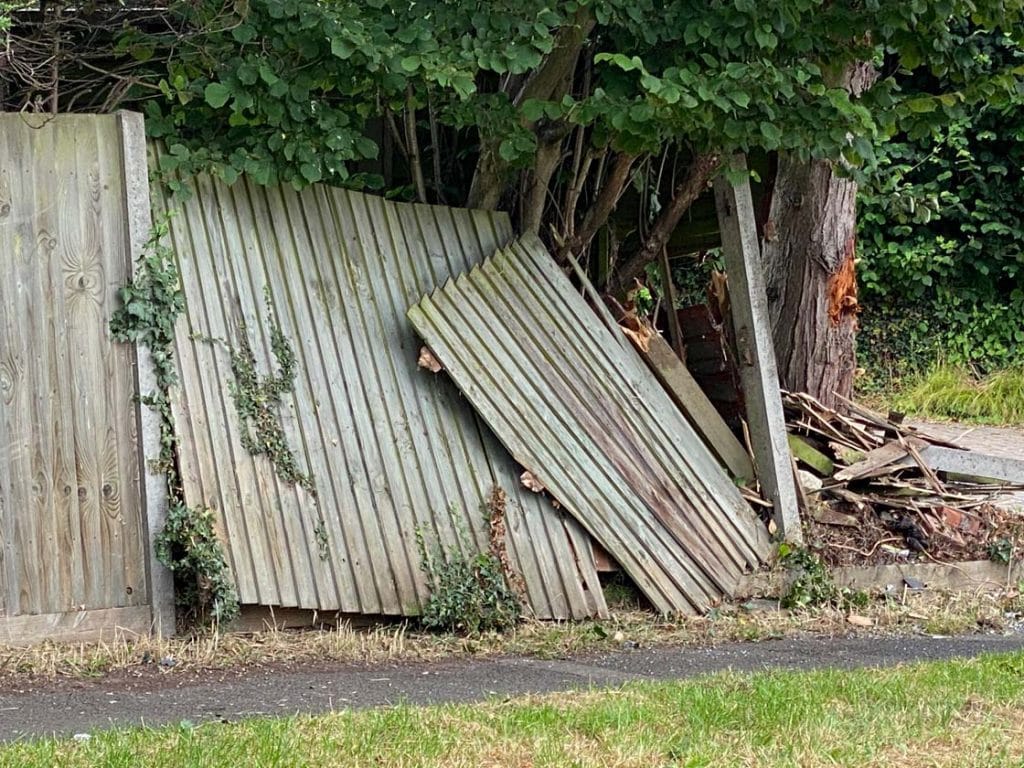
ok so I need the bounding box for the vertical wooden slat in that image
[0,128,11,616]
[157,165,607,620]
[2,117,37,615]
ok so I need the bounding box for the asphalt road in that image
[2,633,1023,741]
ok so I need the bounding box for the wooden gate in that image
[0,113,169,644]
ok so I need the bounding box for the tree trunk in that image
[760,154,859,408]
[760,61,875,411]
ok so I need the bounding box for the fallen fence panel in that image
[409,235,771,614]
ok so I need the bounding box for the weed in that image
[891,364,1024,425]
[779,545,840,609]
[988,537,1015,565]
[155,504,238,625]
[602,573,644,610]
[110,218,239,626]
[417,497,522,636]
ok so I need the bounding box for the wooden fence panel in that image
[0,113,161,643]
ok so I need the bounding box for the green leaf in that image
[520,99,547,122]
[728,90,752,109]
[905,97,937,113]
[203,83,232,109]
[759,121,782,144]
[400,55,420,72]
[331,38,356,60]
[299,162,322,184]
[355,136,378,160]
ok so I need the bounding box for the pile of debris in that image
[784,391,1024,568]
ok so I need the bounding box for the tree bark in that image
[760,61,876,410]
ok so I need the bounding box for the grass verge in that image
[3,651,1024,767]
[883,364,1024,425]
[2,587,1021,682]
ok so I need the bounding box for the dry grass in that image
[2,585,1021,682]
[865,703,1024,768]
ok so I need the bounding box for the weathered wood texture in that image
[153,157,605,621]
[0,605,153,647]
[409,235,772,615]
[640,335,754,482]
[0,114,152,637]
[714,155,803,543]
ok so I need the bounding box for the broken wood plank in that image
[714,154,802,543]
[809,507,859,527]
[640,335,755,483]
[788,434,835,476]
[834,441,911,482]
[916,445,1024,486]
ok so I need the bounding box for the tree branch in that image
[556,151,637,261]
[610,152,720,292]
[466,6,595,211]
[405,85,427,203]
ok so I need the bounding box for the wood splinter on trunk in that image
[827,244,859,325]
[417,345,443,373]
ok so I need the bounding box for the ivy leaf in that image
[203,83,232,109]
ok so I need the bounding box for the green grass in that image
[4,652,1024,767]
[889,364,1024,425]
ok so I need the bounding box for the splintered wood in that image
[784,391,1024,567]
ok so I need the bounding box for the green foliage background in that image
[856,60,1024,387]
[857,32,1024,387]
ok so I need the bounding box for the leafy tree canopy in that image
[7,1,1019,194]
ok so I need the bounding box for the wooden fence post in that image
[118,111,177,636]
[714,154,803,543]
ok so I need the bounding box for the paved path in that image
[2,634,1023,742]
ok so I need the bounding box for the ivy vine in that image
[226,292,328,560]
[228,300,314,495]
[110,218,239,626]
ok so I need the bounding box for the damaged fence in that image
[154,161,605,621]
[408,236,773,614]
[3,113,787,644]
